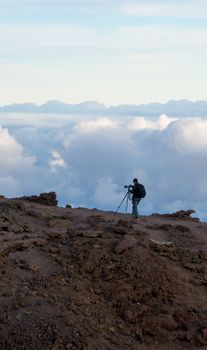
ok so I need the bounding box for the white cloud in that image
[127,114,176,131]
[0,126,35,175]
[50,150,65,172]
[0,176,23,197]
[92,176,124,207]
[1,114,207,221]
[74,118,120,133]
[165,118,207,153]
[0,126,36,196]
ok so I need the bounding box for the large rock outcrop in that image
[18,191,58,206]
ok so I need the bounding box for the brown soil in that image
[0,195,206,349]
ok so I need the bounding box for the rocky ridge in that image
[0,194,206,350]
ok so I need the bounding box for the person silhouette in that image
[131,178,142,219]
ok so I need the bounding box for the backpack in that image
[138,183,146,198]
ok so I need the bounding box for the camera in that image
[124,184,133,189]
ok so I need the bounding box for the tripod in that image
[114,190,132,216]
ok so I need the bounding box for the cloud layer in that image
[0,113,207,220]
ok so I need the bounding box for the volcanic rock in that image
[19,191,58,206]
[0,195,206,350]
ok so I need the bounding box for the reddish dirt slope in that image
[0,196,206,350]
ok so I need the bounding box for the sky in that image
[0,113,207,221]
[1,0,207,221]
[1,0,207,105]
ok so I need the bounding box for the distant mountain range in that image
[0,99,207,117]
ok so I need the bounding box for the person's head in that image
[133,178,138,184]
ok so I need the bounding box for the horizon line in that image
[1,98,207,109]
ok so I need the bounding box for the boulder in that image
[19,192,58,206]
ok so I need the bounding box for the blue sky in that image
[1,0,207,105]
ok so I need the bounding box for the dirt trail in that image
[0,196,206,350]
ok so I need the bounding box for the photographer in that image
[115,178,146,217]
[130,178,144,219]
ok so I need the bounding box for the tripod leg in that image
[126,195,128,213]
[114,191,129,216]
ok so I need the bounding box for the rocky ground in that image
[0,193,206,350]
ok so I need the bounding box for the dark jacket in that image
[131,183,141,200]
